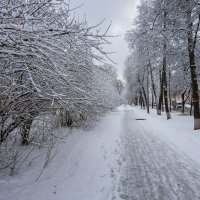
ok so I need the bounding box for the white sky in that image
[70,0,141,79]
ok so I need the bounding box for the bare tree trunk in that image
[152,88,154,109]
[168,70,172,112]
[134,97,138,106]
[163,10,171,120]
[186,7,200,129]
[147,65,150,114]
[142,87,147,109]
[138,76,147,108]
[181,92,186,114]
[139,92,143,109]
[21,118,33,145]
[141,95,145,110]
[162,91,165,112]
[157,70,163,115]
[149,62,157,108]
[61,110,73,127]
[190,99,193,116]
[163,68,171,119]
[142,98,146,110]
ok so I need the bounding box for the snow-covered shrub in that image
[0,112,62,175]
[0,0,122,175]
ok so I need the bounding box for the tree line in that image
[125,0,200,130]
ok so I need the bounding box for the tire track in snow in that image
[117,109,200,200]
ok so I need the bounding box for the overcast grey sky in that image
[70,0,141,79]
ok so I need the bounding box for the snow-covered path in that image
[0,106,123,200]
[2,106,200,200]
[118,107,200,200]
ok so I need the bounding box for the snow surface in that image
[1,106,200,200]
[133,107,200,166]
[0,108,123,200]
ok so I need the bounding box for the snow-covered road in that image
[1,105,200,200]
[118,107,200,200]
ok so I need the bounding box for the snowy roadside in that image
[0,109,124,200]
[132,106,200,166]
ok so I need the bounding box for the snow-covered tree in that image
[0,0,121,173]
[125,0,200,129]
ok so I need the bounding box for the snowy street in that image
[118,107,200,200]
[1,106,200,200]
